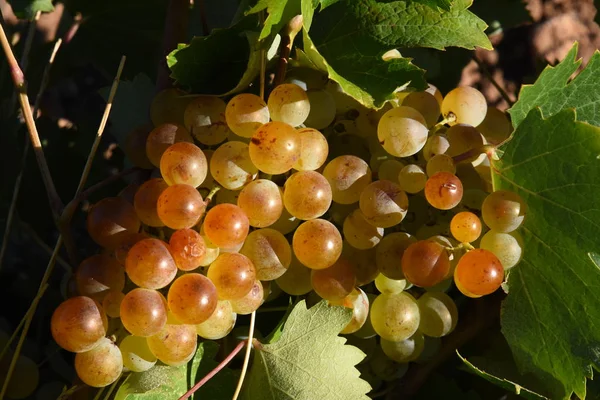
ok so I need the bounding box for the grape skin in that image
[342,244,379,286]
[450,211,482,243]
[267,83,310,127]
[398,164,427,194]
[134,178,169,227]
[124,125,154,169]
[230,280,264,315]
[102,291,125,318]
[120,288,167,337]
[481,190,526,232]
[237,179,283,228]
[311,257,356,301]
[87,197,141,248]
[160,142,208,187]
[323,156,372,204]
[168,273,218,324]
[207,253,257,300]
[250,121,300,174]
[119,335,157,372]
[401,92,440,127]
[156,184,206,229]
[196,300,237,340]
[454,249,504,298]
[293,127,329,171]
[225,93,270,138]
[426,154,456,177]
[284,170,332,220]
[359,180,408,228]
[375,274,407,294]
[477,107,513,145]
[330,288,369,334]
[203,204,250,248]
[51,296,107,353]
[184,96,230,145]
[75,254,125,301]
[380,333,424,363]
[480,230,523,270]
[146,123,193,167]
[423,134,450,161]
[125,238,177,290]
[370,292,420,341]
[417,291,458,337]
[376,232,416,280]
[239,229,292,281]
[353,293,378,339]
[210,141,258,190]
[147,323,197,367]
[74,337,123,387]
[276,254,314,295]
[343,209,384,250]
[441,86,487,126]
[293,219,342,270]
[304,89,336,129]
[424,172,463,210]
[402,240,450,288]
[169,228,206,271]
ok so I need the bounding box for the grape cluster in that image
[50,67,526,390]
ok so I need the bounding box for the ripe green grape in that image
[267,83,310,126]
[150,88,189,126]
[250,121,300,174]
[370,292,420,341]
[284,170,332,220]
[160,142,208,187]
[75,254,124,301]
[196,300,237,340]
[481,190,526,232]
[424,172,463,210]
[446,124,485,163]
[450,211,482,243]
[147,323,197,366]
[422,134,450,161]
[207,253,256,300]
[480,230,523,270]
[402,240,450,287]
[343,244,378,286]
[398,164,427,194]
[120,288,167,337]
[476,106,512,145]
[87,197,141,248]
[157,184,206,229]
[237,179,283,228]
[293,127,329,171]
[230,280,264,315]
[331,288,369,334]
[124,125,154,169]
[402,91,441,127]
[323,155,372,204]
[376,232,416,279]
[225,93,270,138]
[304,89,336,129]
[203,204,250,248]
[454,249,504,298]
[426,154,456,177]
[353,293,377,339]
[359,180,408,228]
[426,83,444,107]
[133,178,168,227]
[375,274,407,294]
[377,159,404,182]
[210,141,258,190]
[293,219,342,270]
[126,238,177,289]
[311,257,356,301]
[275,254,313,295]
[417,291,458,337]
[167,273,217,324]
[51,296,107,353]
[377,107,428,157]
[169,228,206,271]
[343,209,383,249]
[184,96,229,145]
[74,338,122,387]
[441,86,487,126]
[380,333,424,363]
[102,290,124,318]
[240,228,291,281]
[119,335,157,372]
[146,123,193,167]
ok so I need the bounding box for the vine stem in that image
[471,55,515,107]
[274,15,303,86]
[233,310,256,400]
[178,340,247,400]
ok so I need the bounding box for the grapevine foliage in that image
[6,0,53,19]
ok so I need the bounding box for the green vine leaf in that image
[247,0,301,41]
[243,300,371,400]
[492,107,600,399]
[7,0,53,19]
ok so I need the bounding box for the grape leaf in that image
[412,0,454,11]
[509,43,600,129]
[243,300,371,400]
[247,0,301,41]
[492,108,600,399]
[7,0,53,19]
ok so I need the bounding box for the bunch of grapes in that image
[50,67,526,390]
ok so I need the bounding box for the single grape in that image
[441,86,487,126]
[402,91,441,127]
[375,232,416,280]
[285,67,328,90]
[293,219,342,270]
[342,244,379,286]
[311,257,356,301]
[184,96,230,145]
[375,274,407,294]
[203,203,250,248]
[102,291,124,318]
[402,240,450,287]
[293,127,329,171]
[237,179,283,228]
[304,89,336,129]
[422,134,450,161]
[276,254,313,295]
[126,238,177,289]
[167,273,218,324]
[426,154,456,177]
[198,230,220,267]
[450,211,482,243]
[377,107,428,157]
[353,293,377,339]
[476,107,513,145]
[134,178,169,227]
[323,155,372,204]
[230,280,264,315]
[210,141,258,190]
[207,253,256,300]
[424,172,463,210]
[425,84,444,107]
[446,124,485,163]
[359,180,408,228]
[87,197,141,248]
[398,164,427,194]
[240,228,291,281]
[51,296,107,353]
[454,249,504,297]
[160,142,208,187]
[343,209,384,250]
[146,123,193,167]
[330,288,369,334]
[267,83,310,126]
[198,149,216,191]
[370,292,420,341]
[481,190,526,232]
[380,333,424,363]
[147,323,197,367]
[169,228,206,271]
[157,184,206,229]
[196,300,237,340]
[74,337,122,387]
[249,121,300,174]
[75,254,125,301]
[119,335,157,372]
[480,230,523,270]
[120,288,167,337]
[124,125,154,169]
[417,291,458,337]
[284,170,332,220]
[377,160,404,182]
[225,93,270,138]
[150,88,190,126]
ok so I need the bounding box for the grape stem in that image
[8,11,40,111]
[204,186,221,203]
[452,144,496,164]
[471,55,515,107]
[178,340,247,400]
[233,310,257,400]
[429,113,456,135]
[274,15,303,87]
